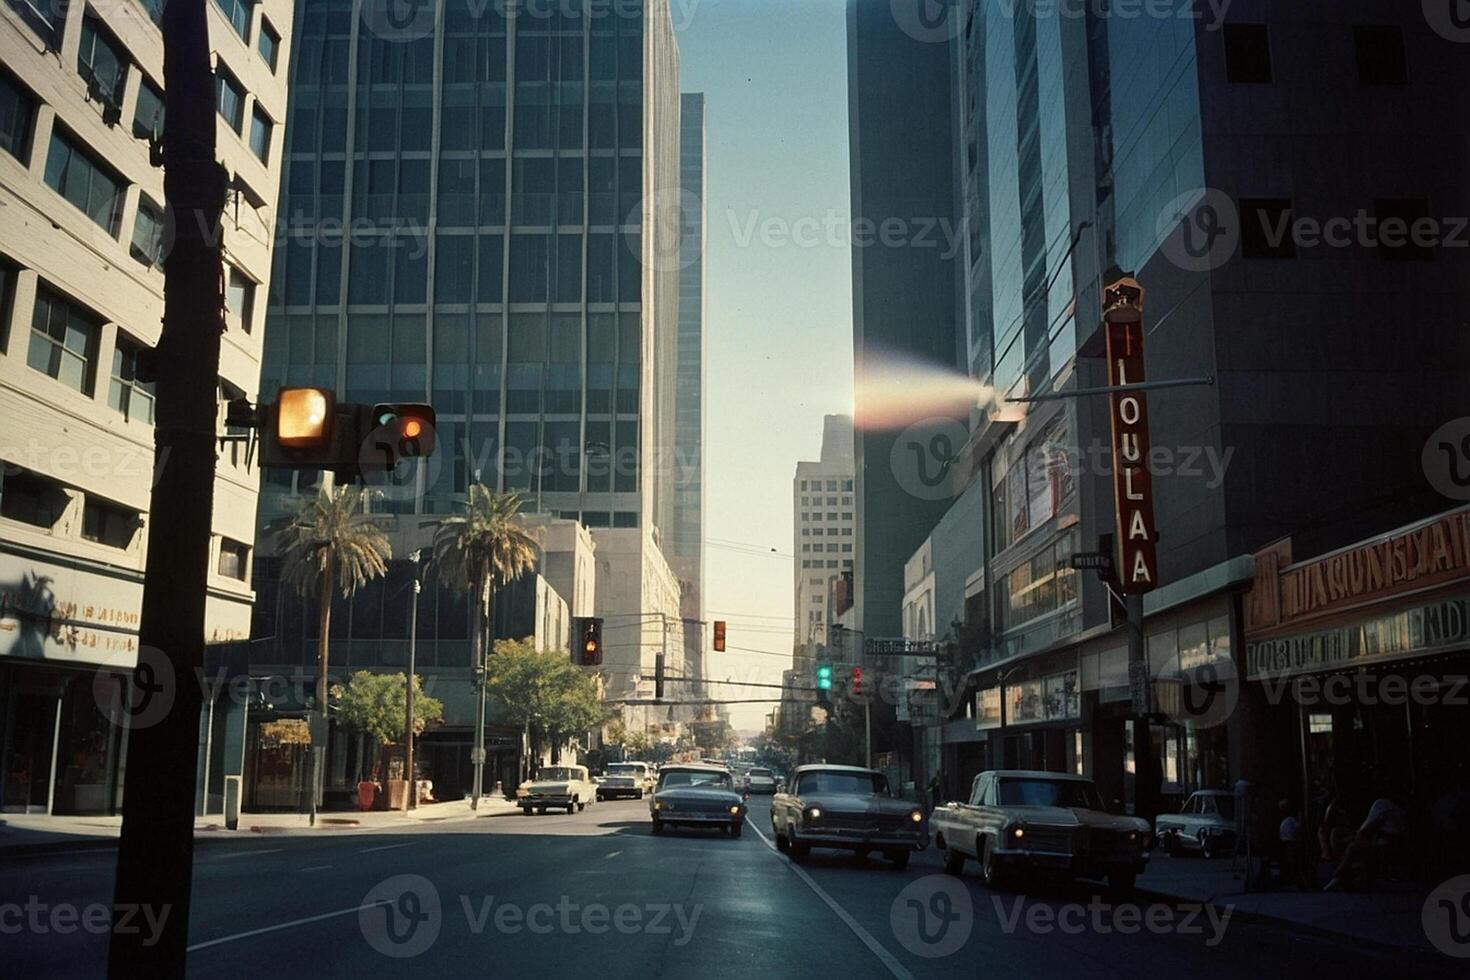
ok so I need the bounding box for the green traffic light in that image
[816,664,833,691]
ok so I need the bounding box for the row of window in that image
[800,527,853,537]
[800,543,854,554]
[799,494,852,506]
[0,459,252,577]
[799,480,853,493]
[800,511,853,522]
[1222,22,1410,86]
[800,559,853,570]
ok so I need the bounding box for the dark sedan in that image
[649,764,747,837]
[770,764,927,868]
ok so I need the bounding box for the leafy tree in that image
[482,639,609,770]
[271,486,391,716]
[335,671,444,777]
[430,485,540,678]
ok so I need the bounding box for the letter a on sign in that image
[1104,278,1158,595]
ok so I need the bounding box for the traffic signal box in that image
[575,617,604,667]
[259,388,437,477]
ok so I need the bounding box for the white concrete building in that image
[793,415,855,653]
[0,0,292,814]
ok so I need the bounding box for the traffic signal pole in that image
[109,1,224,974]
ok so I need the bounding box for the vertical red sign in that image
[1106,315,1158,594]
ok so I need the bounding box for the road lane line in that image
[359,842,415,853]
[605,850,622,859]
[297,865,333,873]
[749,822,914,980]
[187,903,375,952]
[207,848,284,860]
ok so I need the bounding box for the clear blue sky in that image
[675,0,854,727]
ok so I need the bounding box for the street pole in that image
[471,639,487,810]
[109,1,224,974]
[403,554,421,812]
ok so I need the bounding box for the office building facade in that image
[0,0,292,814]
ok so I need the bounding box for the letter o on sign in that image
[1119,397,1141,426]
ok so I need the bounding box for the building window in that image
[108,337,156,423]
[1375,198,1434,261]
[218,538,250,580]
[78,16,130,118]
[258,19,280,71]
[43,129,124,235]
[249,105,273,161]
[0,467,67,528]
[82,497,139,549]
[132,77,165,142]
[1240,198,1295,259]
[842,480,853,491]
[216,68,245,131]
[215,0,250,40]
[7,0,63,48]
[130,196,166,269]
[1223,24,1272,84]
[28,287,99,394]
[226,266,256,332]
[1354,25,1407,85]
[0,68,37,162]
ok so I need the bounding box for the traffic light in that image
[575,617,603,667]
[815,664,833,691]
[713,620,726,652]
[257,388,437,477]
[360,403,437,473]
[851,666,864,698]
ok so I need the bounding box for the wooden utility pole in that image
[108,1,225,974]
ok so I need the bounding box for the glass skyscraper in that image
[261,0,681,531]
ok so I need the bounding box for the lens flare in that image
[854,348,996,430]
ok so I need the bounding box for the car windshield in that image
[798,772,888,796]
[535,768,579,782]
[1209,796,1235,819]
[750,769,772,777]
[606,764,644,776]
[658,771,732,790]
[997,779,1106,810]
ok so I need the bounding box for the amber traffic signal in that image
[575,617,604,667]
[713,620,726,652]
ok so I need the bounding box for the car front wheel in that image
[981,836,1005,889]
[790,839,810,863]
[1200,834,1217,859]
[941,840,965,875]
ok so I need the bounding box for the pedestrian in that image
[1317,799,1353,862]
[1324,790,1410,892]
[928,771,943,812]
[1278,799,1309,888]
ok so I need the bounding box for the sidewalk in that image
[1138,853,1434,953]
[0,796,521,857]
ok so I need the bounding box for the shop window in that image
[0,467,68,529]
[82,497,139,549]
[1353,25,1406,85]
[1223,23,1272,83]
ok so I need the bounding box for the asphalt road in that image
[0,797,1458,979]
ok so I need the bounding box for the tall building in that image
[249,0,683,799]
[927,1,1470,816]
[846,0,965,640]
[671,91,706,694]
[793,415,855,652]
[0,0,292,814]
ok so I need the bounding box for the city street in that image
[1,799,1456,978]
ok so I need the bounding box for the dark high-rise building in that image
[846,0,963,640]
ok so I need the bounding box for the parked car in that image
[598,762,655,800]
[770,764,926,869]
[517,765,597,814]
[650,764,746,837]
[744,768,778,794]
[1155,790,1237,858]
[930,770,1150,891]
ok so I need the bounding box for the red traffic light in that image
[360,403,437,472]
[713,620,726,652]
[851,666,864,698]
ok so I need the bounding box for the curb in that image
[1131,885,1435,957]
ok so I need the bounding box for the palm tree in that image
[431,484,540,801]
[272,485,392,722]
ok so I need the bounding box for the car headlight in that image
[1011,825,1025,840]
[653,801,663,811]
[806,807,821,820]
[729,805,741,815]
[1127,830,1138,842]
[909,810,924,823]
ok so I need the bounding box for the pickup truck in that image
[931,769,1150,891]
[770,764,926,869]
